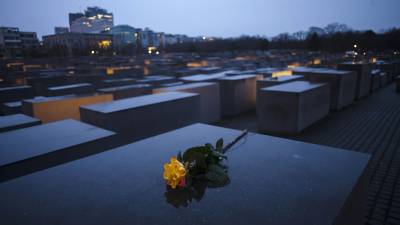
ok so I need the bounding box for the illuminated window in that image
[272,70,292,78]
[106,68,114,75]
[98,40,111,48]
[144,67,150,75]
[147,46,157,54]
[313,59,321,65]
[287,63,300,69]
[187,60,208,68]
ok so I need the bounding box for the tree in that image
[324,23,351,35]
[308,27,326,36]
[292,31,308,40]
[272,33,292,42]
[307,33,322,51]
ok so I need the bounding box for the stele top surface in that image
[262,75,304,82]
[98,84,152,92]
[0,85,32,91]
[0,119,114,167]
[48,83,92,91]
[261,81,327,93]
[0,123,370,225]
[0,114,39,130]
[81,92,199,113]
[181,70,237,81]
[156,82,217,92]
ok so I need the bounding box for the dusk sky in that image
[1,0,400,39]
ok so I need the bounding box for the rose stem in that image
[221,130,248,154]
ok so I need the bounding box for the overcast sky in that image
[1,0,399,39]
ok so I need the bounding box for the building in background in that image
[19,32,40,49]
[106,24,195,51]
[60,6,199,54]
[0,5,208,58]
[42,32,112,56]
[176,34,194,44]
[108,25,138,48]
[0,27,39,59]
[69,7,114,34]
[136,28,164,49]
[55,27,69,34]
[163,34,179,46]
[0,27,22,58]
[69,13,84,27]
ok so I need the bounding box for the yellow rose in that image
[163,157,186,189]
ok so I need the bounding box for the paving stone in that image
[215,83,400,224]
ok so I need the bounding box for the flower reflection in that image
[164,176,230,208]
[164,179,207,208]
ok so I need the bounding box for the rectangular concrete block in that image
[99,78,136,88]
[22,94,113,123]
[45,83,95,97]
[254,67,293,78]
[0,119,115,181]
[218,75,257,116]
[0,119,113,167]
[0,85,34,103]
[293,68,357,110]
[153,82,220,123]
[0,114,41,133]
[258,81,330,134]
[80,92,201,140]
[257,75,304,90]
[27,76,69,96]
[1,101,22,115]
[256,75,304,105]
[180,70,236,83]
[377,62,396,81]
[27,75,105,95]
[136,75,176,86]
[0,123,370,225]
[379,72,388,87]
[370,70,381,91]
[395,61,400,77]
[158,82,185,88]
[98,84,153,100]
[225,70,256,76]
[338,63,372,99]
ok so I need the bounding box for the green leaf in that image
[206,153,218,165]
[182,147,208,175]
[210,150,227,163]
[209,151,220,162]
[205,165,230,187]
[205,143,214,151]
[183,146,210,161]
[216,138,224,151]
[182,146,209,162]
[177,151,183,162]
